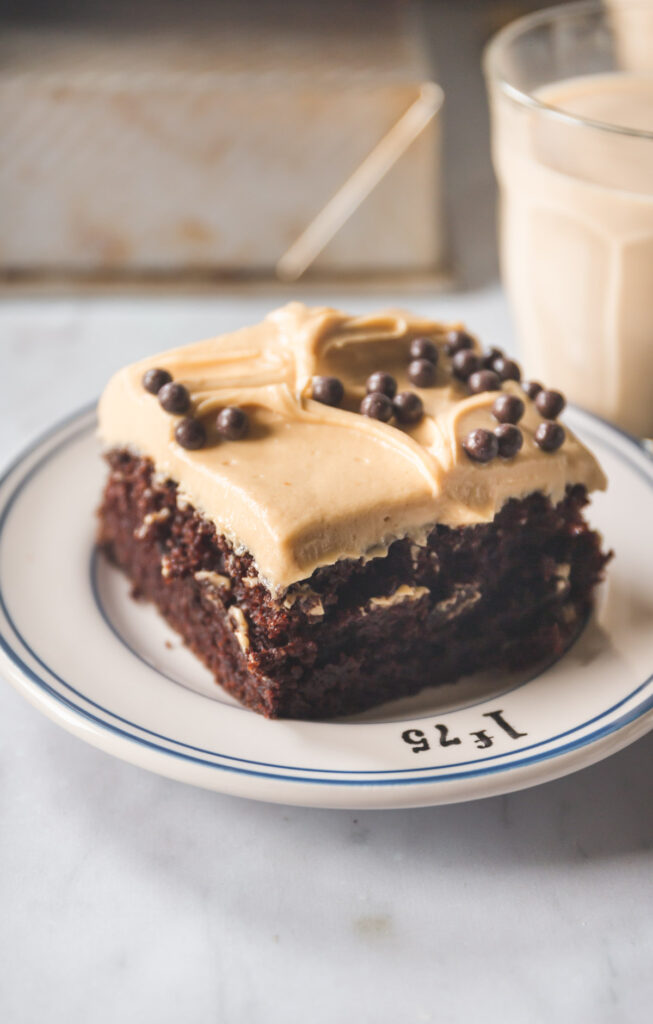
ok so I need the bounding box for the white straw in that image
[276,81,444,281]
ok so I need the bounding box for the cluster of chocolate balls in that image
[311,335,444,427]
[458,345,567,464]
[142,368,249,450]
[309,329,567,464]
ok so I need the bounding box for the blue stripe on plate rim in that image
[0,404,651,788]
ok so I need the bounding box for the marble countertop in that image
[0,286,651,1024]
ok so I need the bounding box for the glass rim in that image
[483,0,653,141]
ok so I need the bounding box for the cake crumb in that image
[195,570,231,591]
[369,585,429,609]
[228,606,250,652]
[134,507,171,539]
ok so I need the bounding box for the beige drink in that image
[490,70,653,437]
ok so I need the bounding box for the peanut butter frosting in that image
[97,303,606,592]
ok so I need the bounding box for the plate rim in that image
[1,403,652,806]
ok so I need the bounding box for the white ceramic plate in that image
[1,405,652,808]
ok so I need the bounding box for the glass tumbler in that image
[484,0,653,438]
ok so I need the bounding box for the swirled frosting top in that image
[98,302,606,592]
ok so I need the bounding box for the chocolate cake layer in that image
[97,451,610,720]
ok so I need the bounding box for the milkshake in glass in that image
[485,2,653,438]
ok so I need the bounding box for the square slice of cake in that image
[97,303,609,718]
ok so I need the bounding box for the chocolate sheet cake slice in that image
[97,303,609,719]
